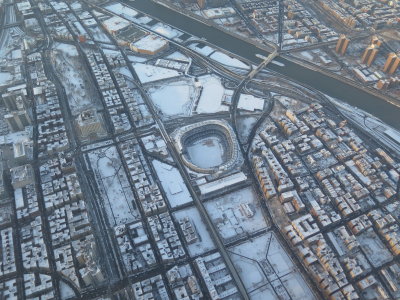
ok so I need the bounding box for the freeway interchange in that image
[1,0,400,299]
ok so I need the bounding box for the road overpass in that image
[123,0,400,129]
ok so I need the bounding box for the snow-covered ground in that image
[127,54,148,63]
[53,43,99,115]
[229,232,316,300]
[148,79,194,117]
[166,51,190,62]
[0,128,32,145]
[88,146,140,226]
[103,48,122,57]
[104,3,139,21]
[89,26,112,43]
[238,94,265,111]
[151,23,181,39]
[204,187,268,241]
[173,206,216,256]
[237,116,258,142]
[274,95,309,112]
[186,136,225,168]
[55,43,79,56]
[133,63,181,84]
[118,66,134,79]
[188,43,249,69]
[298,51,314,60]
[189,43,215,56]
[134,15,153,26]
[59,281,76,300]
[0,72,12,86]
[195,75,230,114]
[329,97,400,155]
[152,160,193,208]
[210,51,249,70]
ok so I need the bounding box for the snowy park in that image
[88,146,140,226]
[205,187,268,242]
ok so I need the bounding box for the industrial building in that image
[129,34,169,55]
[102,16,130,35]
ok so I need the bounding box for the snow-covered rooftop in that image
[130,35,168,53]
[133,63,181,84]
[102,16,130,33]
[104,3,139,19]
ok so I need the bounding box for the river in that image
[123,0,400,129]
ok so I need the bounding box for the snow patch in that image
[133,63,181,84]
[210,51,249,70]
[195,75,229,114]
[148,79,193,116]
[152,160,193,208]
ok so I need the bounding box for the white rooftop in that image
[131,35,168,52]
[102,16,130,33]
[199,172,247,195]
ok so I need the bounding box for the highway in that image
[77,4,396,297]
[79,5,251,297]
[5,0,397,298]
[45,1,252,297]
[123,0,400,130]
[229,50,279,148]
[130,76,252,300]
[27,1,131,297]
[80,4,252,296]
[112,37,252,300]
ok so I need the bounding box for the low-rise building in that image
[130,34,169,55]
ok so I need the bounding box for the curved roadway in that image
[123,0,400,130]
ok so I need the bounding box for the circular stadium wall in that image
[171,120,240,174]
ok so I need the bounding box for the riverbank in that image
[123,0,400,129]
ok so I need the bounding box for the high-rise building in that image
[5,115,20,132]
[76,109,106,139]
[335,35,350,55]
[10,164,35,189]
[371,36,382,47]
[1,90,26,111]
[13,140,33,163]
[5,110,32,132]
[361,45,379,66]
[377,77,400,90]
[383,53,400,74]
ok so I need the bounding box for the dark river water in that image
[124,0,400,129]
